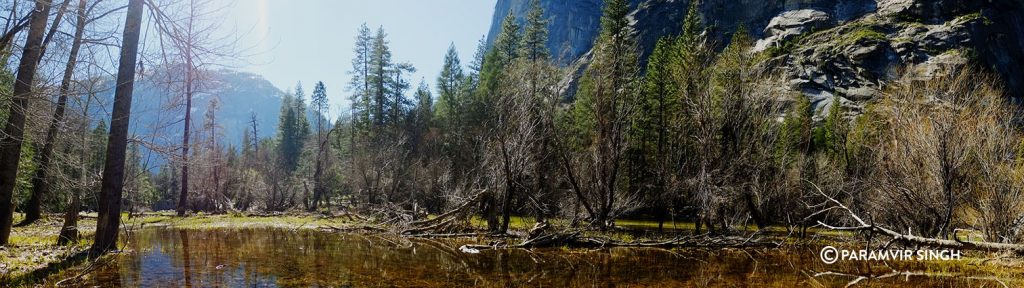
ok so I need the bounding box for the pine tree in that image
[388,62,415,127]
[493,12,522,66]
[522,0,549,62]
[90,122,108,172]
[277,87,308,173]
[312,81,329,132]
[567,0,639,228]
[310,81,329,210]
[349,23,374,132]
[633,36,681,230]
[679,0,703,55]
[779,94,814,158]
[370,27,393,127]
[436,43,464,126]
[293,83,311,143]
[461,36,487,117]
[414,81,433,126]
[476,13,522,126]
[466,36,487,90]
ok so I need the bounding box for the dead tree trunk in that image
[59,70,96,246]
[176,54,194,217]
[23,0,88,226]
[92,0,143,253]
[0,0,52,246]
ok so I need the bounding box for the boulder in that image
[755,9,832,52]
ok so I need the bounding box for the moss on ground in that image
[1,213,95,286]
[838,26,887,48]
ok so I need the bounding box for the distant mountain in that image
[91,68,285,157]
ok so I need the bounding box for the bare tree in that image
[0,0,32,52]
[865,67,1012,239]
[0,0,51,246]
[22,0,91,226]
[57,75,105,245]
[145,0,237,216]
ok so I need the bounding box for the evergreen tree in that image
[679,0,703,55]
[567,0,639,227]
[436,43,464,126]
[389,62,416,127]
[632,36,681,229]
[476,13,523,126]
[277,87,309,173]
[294,84,311,143]
[461,36,487,114]
[522,0,549,62]
[414,80,433,126]
[312,81,329,131]
[493,12,522,66]
[90,122,108,172]
[370,27,393,127]
[349,23,374,132]
[469,36,486,77]
[778,94,814,158]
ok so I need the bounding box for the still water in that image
[60,227,1017,287]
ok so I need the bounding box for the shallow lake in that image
[57,227,1018,287]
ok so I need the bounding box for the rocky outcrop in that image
[768,1,1021,114]
[486,0,1024,110]
[754,10,832,52]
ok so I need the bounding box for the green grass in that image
[615,219,695,230]
[467,215,538,231]
[957,12,992,25]
[838,26,887,47]
[1,213,95,285]
[133,212,355,230]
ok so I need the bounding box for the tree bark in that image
[92,0,143,253]
[23,0,87,226]
[0,0,52,246]
[56,187,81,245]
[176,53,194,217]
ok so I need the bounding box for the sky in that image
[218,0,495,117]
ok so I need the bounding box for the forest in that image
[2,0,1024,286]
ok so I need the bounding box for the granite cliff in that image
[486,0,1024,111]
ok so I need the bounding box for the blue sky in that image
[220,0,495,117]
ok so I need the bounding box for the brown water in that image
[58,228,1019,287]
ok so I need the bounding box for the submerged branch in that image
[458,230,774,253]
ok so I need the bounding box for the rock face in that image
[485,0,631,64]
[486,0,1024,110]
[754,9,832,52]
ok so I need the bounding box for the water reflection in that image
[63,228,1016,287]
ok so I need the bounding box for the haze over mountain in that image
[85,68,285,167]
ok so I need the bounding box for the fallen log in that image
[320,224,389,233]
[458,230,773,253]
[810,181,1024,255]
[401,190,487,235]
